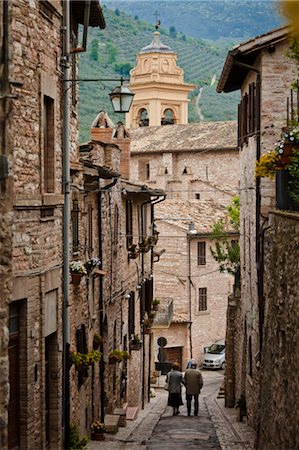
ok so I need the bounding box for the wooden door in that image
[164,347,183,370]
[8,303,20,449]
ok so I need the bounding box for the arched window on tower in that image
[161,108,175,125]
[138,108,149,127]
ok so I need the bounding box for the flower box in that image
[130,342,142,351]
[91,432,105,441]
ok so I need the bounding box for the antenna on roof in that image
[154,10,160,30]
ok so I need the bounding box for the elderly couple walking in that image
[166,361,203,416]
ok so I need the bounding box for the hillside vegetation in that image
[104,0,283,40]
[78,4,282,142]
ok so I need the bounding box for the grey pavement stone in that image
[87,371,256,450]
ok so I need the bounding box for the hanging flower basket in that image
[71,272,83,286]
[130,334,142,350]
[70,261,87,286]
[143,327,151,335]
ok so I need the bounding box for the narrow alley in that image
[88,371,255,450]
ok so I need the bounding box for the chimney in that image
[113,122,131,179]
[90,110,115,143]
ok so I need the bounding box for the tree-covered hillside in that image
[78,7,241,141]
[78,3,283,142]
[103,1,284,40]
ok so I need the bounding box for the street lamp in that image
[109,78,134,113]
[67,76,134,114]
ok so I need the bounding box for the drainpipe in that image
[142,195,165,406]
[188,237,193,360]
[62,1,71,448]
[98,177,118,422]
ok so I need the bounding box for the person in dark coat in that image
[184,361,203,416]
[166,362,185,416]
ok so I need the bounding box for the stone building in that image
[0,1,105,449]
[130,123,239,369]
[126,31,240,370]
[218,26,299,449]
[0,1,13,448]
[74,113,164,431]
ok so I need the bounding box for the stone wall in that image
[130,149,239,201]
[0,2,13,446]
[258,211,299,450]
[237,40,298,433]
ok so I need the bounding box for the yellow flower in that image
[255,151,283,179]
[282,1,299,35]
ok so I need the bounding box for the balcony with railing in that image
[153,298,173,326]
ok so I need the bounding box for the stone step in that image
[126,406,138,421]
[113,408,127,427]
[104,414,119,434]
[217,387,225,398]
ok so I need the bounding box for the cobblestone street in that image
[88,371,256,450]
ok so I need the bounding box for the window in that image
[139,108,149,127]
[138,160,150,181]
[161,108,175,125]
[198,288,207,311]
[72,199,79,254]
[128,292,135,337]
[76,324,88,387]
[43,96,55,193]
[238,82,256,145]
[126,200,133,249]
[197,242,206,265]
[88,205,93,256]
[113,205,119,252]
[195,193,200,200]
[71,31,77,108]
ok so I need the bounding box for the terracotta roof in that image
[130,122,237,153]
[155,198,238,235]
[217,26,289,93]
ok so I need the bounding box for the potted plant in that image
[93,333,104,350]
[130,334,142,350]
[70,349,101,370]
[91,421,105,440]
[70,260,87,286]
[142,320,152,334]
[256,125,299,210]
[138,238,151,253]
[148,311,156,322]
[85,257,101,275]
[108,349,130,364]
[152,299,160,311]
[128,244,139,259]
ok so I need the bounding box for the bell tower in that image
[125,32,195,129]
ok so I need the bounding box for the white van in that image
[203,339,225,369]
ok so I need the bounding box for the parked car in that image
[203,339,225,370]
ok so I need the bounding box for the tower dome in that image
[125,32,195,129]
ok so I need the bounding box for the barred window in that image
[126,200,133,249]
[198,288,207,311]
[72,199,79,254]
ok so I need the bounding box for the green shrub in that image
[69,423,88,450]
